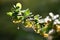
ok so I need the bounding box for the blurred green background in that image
[0,0,60,40]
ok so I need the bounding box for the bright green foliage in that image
[34,15,39,20]
[24,9,31,17]
[7,3,60,38]
[7,12,13,16]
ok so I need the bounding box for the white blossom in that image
[39,16,42,19]
[29,18,34,20]
[54,21,57,24]
[54,19,60,24]
[49,29,55,34]
[49,12,54,18]
[44,16,51,23]
[49,12,59,20]
[39,19,45,23]
[31,15,34,17]
[30,12,32,14]
[53,14,59,20]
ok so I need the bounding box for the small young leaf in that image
[34,15,39,20]
[17,16,21,19]
[24,9,30,17]
[7,12,13,16]
[17,16,24,20]
[16,3,22,9]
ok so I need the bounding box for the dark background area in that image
[0,0,60,40]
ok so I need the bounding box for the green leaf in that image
[17,16,21,19]
[34,15,39,20]
[15,8,19,12]
[7,12,13,16]
[17,16,24,20]
[24,9,30,17]
[41,26,47,33]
